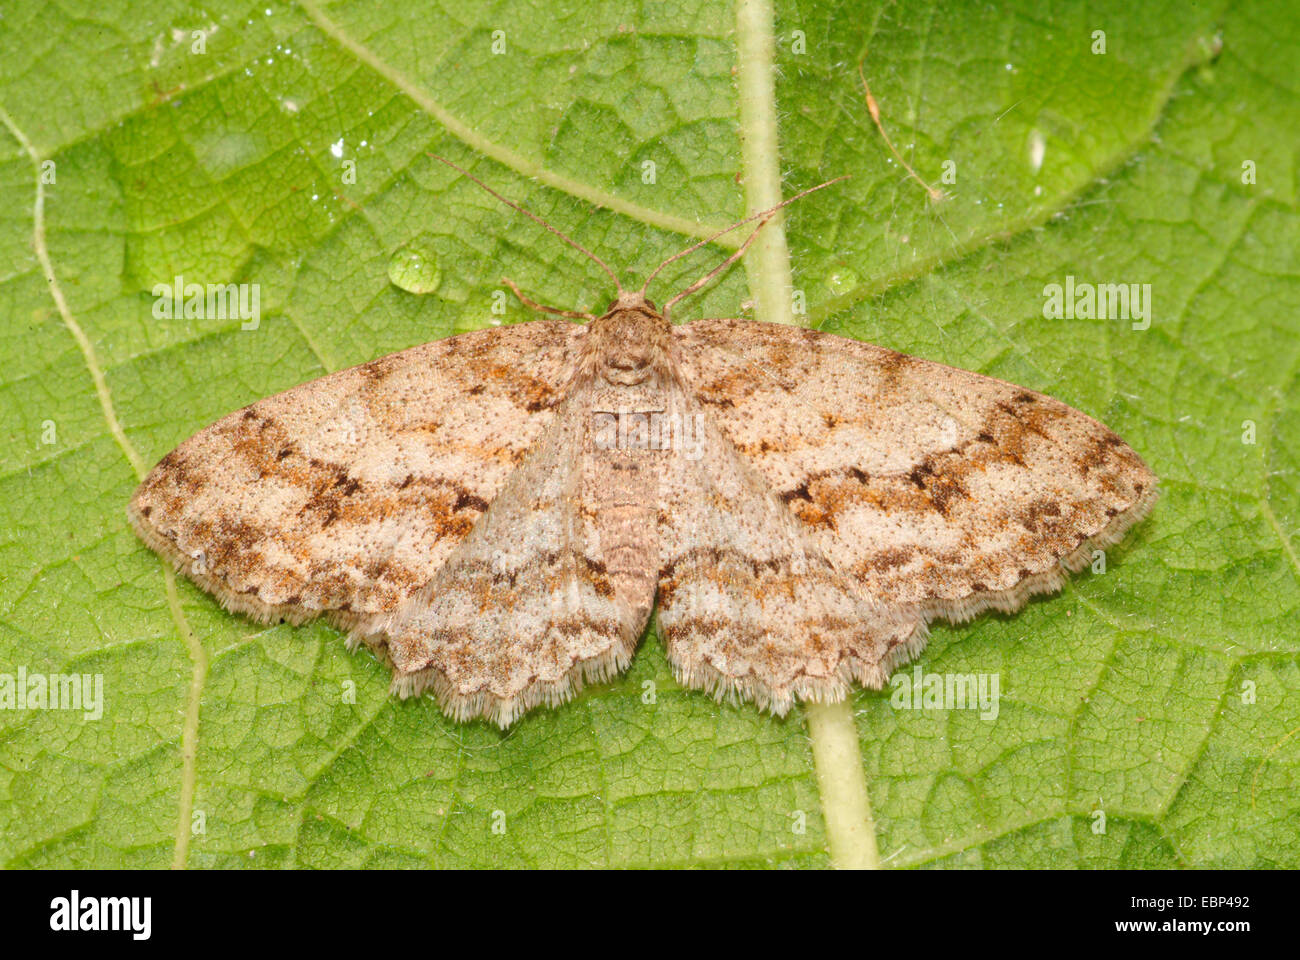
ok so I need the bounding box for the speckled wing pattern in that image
[353,394,653,726]
[674,319,1158,628]
[130,308,1156,727]
[129,321,583,629]
[655,384,919,714]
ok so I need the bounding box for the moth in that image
[129,158,1157,727]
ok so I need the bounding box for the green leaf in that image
[1,0,1295,868]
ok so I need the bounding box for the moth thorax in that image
[592,308,670,386]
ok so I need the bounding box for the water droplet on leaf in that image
[388,245,442,295]
[827,269,859,295]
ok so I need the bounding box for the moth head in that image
[604,290,660,316]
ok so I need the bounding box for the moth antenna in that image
[857,59,945,203]
[642,175,848,299]
[662,215,772,322]
[429,154,623,292]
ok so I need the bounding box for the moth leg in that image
[501,276,597,321]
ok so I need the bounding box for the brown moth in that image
[129,159,1157,727]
